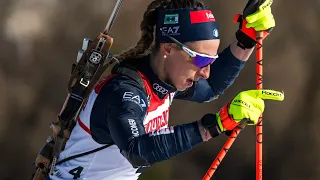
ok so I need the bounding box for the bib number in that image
[69,166,84,179]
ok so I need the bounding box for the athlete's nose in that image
[198,65,210,79]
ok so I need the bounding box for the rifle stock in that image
[32,1,124,179]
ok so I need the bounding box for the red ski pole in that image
[256,31,263,180]
[202,123,246,180]
[202,26,264,180]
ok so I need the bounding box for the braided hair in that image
[115,0,205,61]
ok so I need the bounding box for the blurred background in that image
[0,0,319,179]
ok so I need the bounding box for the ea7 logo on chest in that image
[123,92,147,110]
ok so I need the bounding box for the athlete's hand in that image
[243,0,275,31]
[235,0,275,49]
[200,89,284,138]
[217,89,284,132]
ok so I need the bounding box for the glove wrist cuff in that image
[217,104,240,131]
[236,29,256,49]
[233,14,272,49]
[200,113,221,138]
[215,112,226,132]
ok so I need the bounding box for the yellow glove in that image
[235,0,275,49]
[216,89,284,132]
[245,0,275,31]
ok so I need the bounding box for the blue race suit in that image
[49,46,245,180]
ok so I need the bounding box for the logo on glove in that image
[261,90,282,97]
[233,99,251,108]
[260,0,273,10]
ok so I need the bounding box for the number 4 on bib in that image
[69,166,84,179]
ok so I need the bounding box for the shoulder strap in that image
[56,144,113,166]
[53,65,149,166]
[111,63,147,94]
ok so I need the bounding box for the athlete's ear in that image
[160,43,173,56]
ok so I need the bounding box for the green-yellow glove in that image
[245,0,275,31]
[235,0,275,49]
[200,89,284,138]
[217,89,284,132]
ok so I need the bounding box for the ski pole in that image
[202,28,264,180]
[202,123,246,180]
[256,31,263,180]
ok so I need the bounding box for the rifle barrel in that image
[104,0,124,34]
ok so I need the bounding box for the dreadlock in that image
[114,0,205,61]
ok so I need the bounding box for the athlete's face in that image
[162,39,220,91]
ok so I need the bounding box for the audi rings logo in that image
[153,83,168,94]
